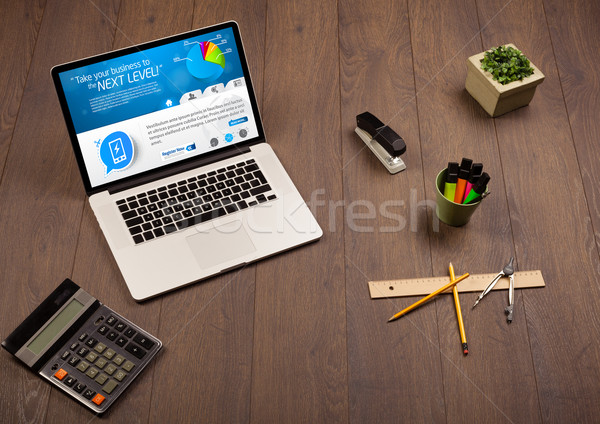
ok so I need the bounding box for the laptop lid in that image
[52,21,264,196]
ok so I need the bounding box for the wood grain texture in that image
[2,0,600,422]
[543,1,600,254]
[408,0,541,422]
[249,1,347,422]
[150,266,256,424]
[0,0,45,183]
[476,0,600,421]
[191,1,266,107]
[338,0,446,422]
[43,0,187,422]
[0,0,119,422]
[148,1,264,424]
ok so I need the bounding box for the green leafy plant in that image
[480,45,534,85]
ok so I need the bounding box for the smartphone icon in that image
[109,138,126,164]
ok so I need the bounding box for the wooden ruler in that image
[368,270,545,299]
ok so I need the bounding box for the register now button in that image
[161,142,196,161]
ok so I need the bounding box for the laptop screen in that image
[52,22,263,192]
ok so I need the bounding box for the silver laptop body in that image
[52,21,322,300]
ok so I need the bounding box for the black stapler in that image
[355,112,406,174]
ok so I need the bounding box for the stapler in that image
[355,112,407,174]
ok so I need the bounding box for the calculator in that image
[2,279,162,413]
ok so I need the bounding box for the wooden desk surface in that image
[1,0,599,422]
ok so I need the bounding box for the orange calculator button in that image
[92,393,105,406]
[54,369,68,381]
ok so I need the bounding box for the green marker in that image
[463,173,490,204]
[444,162,459,201]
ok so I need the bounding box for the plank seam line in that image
[404,0,447,421]
[334,0,353,421]
[0,4,46,189]
[540,0,600,268]
[476,0,543,422]
[249,3,270,422]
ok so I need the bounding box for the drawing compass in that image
[472,257,516,323]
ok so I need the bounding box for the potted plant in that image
[465,44,545,117]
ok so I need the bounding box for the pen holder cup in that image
[435,169,485,227]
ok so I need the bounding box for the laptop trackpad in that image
[186,221,256,269]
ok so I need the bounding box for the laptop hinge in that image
[107,145,251,195]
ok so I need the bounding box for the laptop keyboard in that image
[115,159,277,244]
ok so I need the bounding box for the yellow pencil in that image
[450,263,468,355]
[387,272,470,322]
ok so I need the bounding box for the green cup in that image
[435,168,484,226]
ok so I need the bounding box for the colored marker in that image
[463,163,483,201]
[444,162,459,201]
[463,172,490,204]
[459,158,473,173]
[454,168,470,203]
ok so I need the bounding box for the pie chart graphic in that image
[186,41,226,82]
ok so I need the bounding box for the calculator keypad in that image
[42,305,161,413]
[83,388,96,399]
[94,343,107,354]
[95,357,108,369]
[54,368,68,380]
[92,394,105,406]
[76,346,89,357]
[64,375,77,387]
[76,361,90,372]
[73,382,86,393]
[85,337,98,348]
[125,343,146,359]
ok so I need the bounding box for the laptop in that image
[52,21,322,301]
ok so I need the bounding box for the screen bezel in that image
[51,21,265,196]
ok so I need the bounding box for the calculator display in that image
[27,299,85,354]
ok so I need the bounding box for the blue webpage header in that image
[58,27,244,134]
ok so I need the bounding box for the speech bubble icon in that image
[99,131,134,176]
